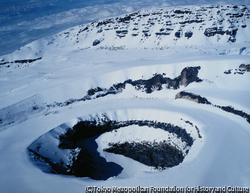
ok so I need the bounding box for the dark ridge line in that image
[215,105,250,124]
[180,118,202,138]
[224,64,250,74]
[0,57,42,66]
[47,66,202,108]
[175,91,250,124]
[204,27,238,42]
[105,141,185,169]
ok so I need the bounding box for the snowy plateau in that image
[0,3,250,193]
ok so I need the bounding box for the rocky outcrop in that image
[41,5,250,51]
[239,64,250,72]
[47,66,202,108]
[92,39,101,46]
[75,5,249,48]
[0,57,42,66]
[0,66,202,129]
[179,66,201,86]
[175,91,211,104]
[224,64,250,75]
[204,27,238,42]
[215,105,250,124]
[105,141,185,169]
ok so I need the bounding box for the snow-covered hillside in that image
[0,4,250,193]
[1,4,250,63]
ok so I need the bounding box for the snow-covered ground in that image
[0,1,250,193]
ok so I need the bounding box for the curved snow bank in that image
[27,109,202,180]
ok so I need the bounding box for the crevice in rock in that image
[0,57,42,66]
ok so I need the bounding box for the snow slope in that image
[0,3,250,193]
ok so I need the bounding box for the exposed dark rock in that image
[14,57,42,64]
[59,119,194,148]
[39,4,250,50]
[204,27,238,42]
[175,91,211,104]
[195,126,202,138]
[117,15,132,23]
[230,13,243,18]
[87,87,104,96]
[174,10,192,14]
[155,32,171,36]
[175,31,182,38]
[77,27,88,35]
[215,105,250,124]
[180,66,202,86]
[239,64,250,72]
[182,119,193,126]
[105,141,184,169]
[179,20,204,25]
[224,69,232,74]
[144,33,151,37]
[116,30,128,34]
[93,39,101,46]
[204,27,224,36]
[96,19,114,27]
[0,61,8,65]
[32,106,39,111]
[185,31,193,39]
[224,64,250,75]
[0,57,42,66]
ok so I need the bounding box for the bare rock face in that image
[180,66,202,86]
[31,4,249,52]
[239,64,250,72]
[45,66,202,109]
[105,141,185,169]
[175,91,250,124]
[175,91,211,104]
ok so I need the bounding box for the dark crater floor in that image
[105,141,185,169]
